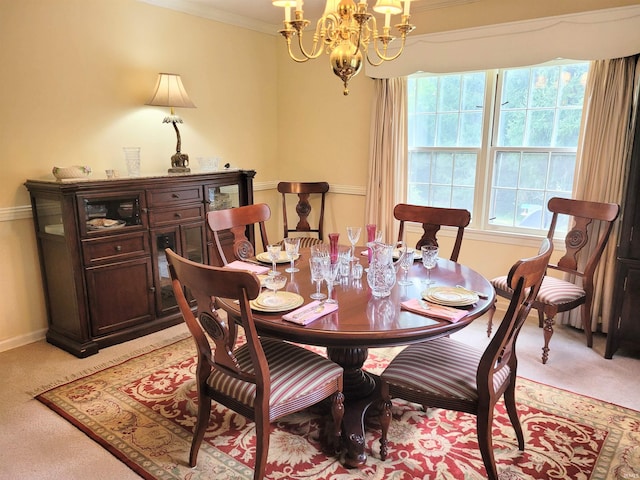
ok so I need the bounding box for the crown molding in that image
[138,0,277,34]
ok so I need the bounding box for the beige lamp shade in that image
[373,0,402,15]
[146,73,196,108]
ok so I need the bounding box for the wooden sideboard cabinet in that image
[606,117,640,358]
[25,170,256,357]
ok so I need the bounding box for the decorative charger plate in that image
[422,286,479,307]
[255,251,299,264]
[86,218,126,230]
[250,292,303,312]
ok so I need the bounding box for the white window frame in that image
[406,60,589,241]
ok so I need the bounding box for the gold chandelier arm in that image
[294,27,327,61]
[367,35,407,66]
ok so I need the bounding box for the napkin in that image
[283,301,339,326]
[224,260,270,275]
[401,298,468,323]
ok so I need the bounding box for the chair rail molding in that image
[0,205,33,223]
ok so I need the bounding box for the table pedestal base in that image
[327,346,380,467]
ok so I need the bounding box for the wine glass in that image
[397,246,414,286]
[264,273,287,298]
[309,257,327,300]
[346,226,361,260]
[310,243,329,260]
[266,244,282,276]
[284,237,300,273]
[321,257,341,304]
[421,245,439,287]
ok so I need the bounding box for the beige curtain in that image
[565,55,640,332]
[364,78,407,243]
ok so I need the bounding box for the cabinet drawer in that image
[147,186,203,207]
[83,232,148,265]
[149,204,205,227]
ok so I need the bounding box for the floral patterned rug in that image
[35,336,640,480]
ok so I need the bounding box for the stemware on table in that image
[321,257,341,304]
[284,237,301,273]
[421,245,439,287]
[397,243,414,286]
[264,273,287,298]
[309,257,327,300]
[266,244,282,276]
[346,226,361,261]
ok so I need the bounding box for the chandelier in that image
[272,0,415,95]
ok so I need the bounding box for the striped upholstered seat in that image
[208,337,343,417]
[492,275,585,307]
[487,197,620,364]
[381,337,511,404]
[378,240,553,480]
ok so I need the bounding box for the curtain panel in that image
[365,78,407,243]
[565,55,640,332]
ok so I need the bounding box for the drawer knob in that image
[115,245,122,252]
[174,213,182,218]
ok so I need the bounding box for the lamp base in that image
[169,152,190,174]
[168,167,191,174]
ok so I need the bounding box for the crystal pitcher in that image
[366,241,406,298]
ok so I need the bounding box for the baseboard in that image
[0,328,47,353]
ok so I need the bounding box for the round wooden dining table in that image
[216,246,495,468]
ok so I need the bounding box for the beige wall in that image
[0,0,281,347]
[0,0,634,350]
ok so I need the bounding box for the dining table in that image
[216,246,496,468]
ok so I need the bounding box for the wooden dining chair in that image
[488,197,620,364]
[378,239,553,480]
[277,181,329,248]
[207,203,271,266]
[393,203,471,261]
[166,248,344,480]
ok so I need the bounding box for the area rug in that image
[35,336,640,480]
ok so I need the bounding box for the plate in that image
[422,286,479,307]
[86,218,126,230]
[255,251,299,264]
[250,292,303,312]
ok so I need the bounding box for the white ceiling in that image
[138,0,467,34]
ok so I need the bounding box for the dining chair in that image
[277,181,329,248]
[166,248,345,480]
[393,203,471,261]
[207,203,271,266]
[378,239,553,480]
[488,197,620,364]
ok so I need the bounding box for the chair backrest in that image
[478,239,553,399]
[166,248,265,392]
[545,197,620,284]
[393,203,471,261]
[206,203,271,265]
[277,181,329,242]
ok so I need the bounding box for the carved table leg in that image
[327,346,378,468]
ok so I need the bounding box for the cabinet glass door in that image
[155,231,177,314]
[206,184,240,211]
[154,223,206,315]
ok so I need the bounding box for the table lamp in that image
[146,73,196,173]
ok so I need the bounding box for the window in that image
[407,61,589,234]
